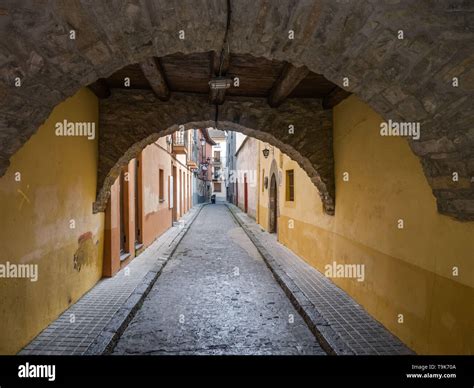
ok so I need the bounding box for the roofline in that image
[209,132,227,140]
[200,128,217,145]
[235,135,250,157]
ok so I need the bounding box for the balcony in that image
[172,130,187,155]
[187,160,198,169]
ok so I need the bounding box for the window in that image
[159,169,164,202]
[214,182,222,192]
[262,169,265,192]
[214,150,220,162]
[286,170,294,201]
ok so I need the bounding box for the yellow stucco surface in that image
[0,88,104,354]
[257,95,474,354]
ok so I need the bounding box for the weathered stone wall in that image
[0,0,473,219]
[96,90,334,214]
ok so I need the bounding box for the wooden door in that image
[269,174,277,233]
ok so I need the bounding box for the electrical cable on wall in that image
[214,0,232,129]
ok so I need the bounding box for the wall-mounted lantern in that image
[262,146,270,159]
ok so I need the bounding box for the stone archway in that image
[94,90,333,214]
[1,1,473,219]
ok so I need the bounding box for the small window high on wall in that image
[286,170,294,202]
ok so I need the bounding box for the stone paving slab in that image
[226,204,414,355]
[111,204,325,355]
[19,205,204,355]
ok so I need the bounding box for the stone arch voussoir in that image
[0,1,472,219]
[94,90,334,214]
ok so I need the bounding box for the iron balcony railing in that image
[174,130,187,146]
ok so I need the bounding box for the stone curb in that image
[226,203,354,355]
[84,204,207,355]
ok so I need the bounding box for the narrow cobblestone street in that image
[1,3,472,382]
[112,204,325,355]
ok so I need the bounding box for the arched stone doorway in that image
[0,1,472,220]
[93,93,334,215]
[269,173,278,234]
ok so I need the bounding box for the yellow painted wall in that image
[257,95,474,354]
[0,88,104,354]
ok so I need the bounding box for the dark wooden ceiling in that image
[92,51,349,108]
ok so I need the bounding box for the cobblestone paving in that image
[229,204,413,355]
[112,204,325,355]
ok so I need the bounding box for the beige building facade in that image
[234,136,259,219]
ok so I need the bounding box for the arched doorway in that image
[269,173,278,234]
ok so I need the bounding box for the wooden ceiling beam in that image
[268,63,309,107]
[322,86,351,109]
[209,50,230,105]
[139,57,170,101]
[87,78,111,99]
[209,87,227,105]
[210,50,230,76]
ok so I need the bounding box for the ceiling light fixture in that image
[209,76,232,90]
